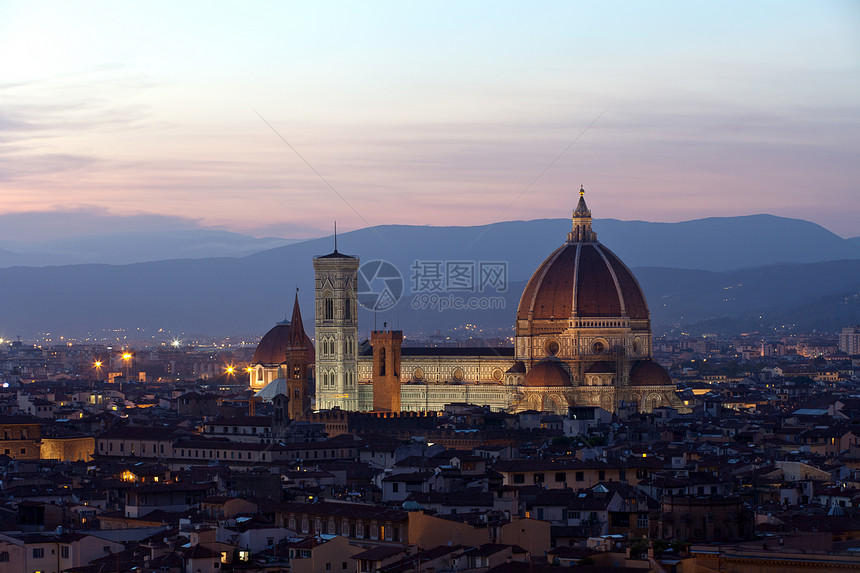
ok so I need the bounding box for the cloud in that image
[0,207,207,242]
[1,55,858,239]
[0,153,98,182]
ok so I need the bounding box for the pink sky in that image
[1,1,858,238]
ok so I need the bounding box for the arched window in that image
[344,298,351,320]
[324,297,334,320]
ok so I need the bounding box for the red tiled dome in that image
[516,242,648,322]
[630,360,672,386]
[252,322,315,365]
[523,360,571,387]
[585,361,616,374]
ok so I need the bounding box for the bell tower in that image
[371,329,402,412]
[313,241,359,411]
[285,292,311,420]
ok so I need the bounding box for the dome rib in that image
[519,244,566,321]
[573,244,622,317]
[516,243,649,322]
[595,244,627,317]
[570,243,581,317]
[605,250,649,319]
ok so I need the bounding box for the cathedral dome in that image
[523,360,571,387]
[516,188,648,323]
[629,360,672,386]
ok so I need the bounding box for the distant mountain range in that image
[1,214,857,271]
[0,230,295,267]
[385,260,860,337]
[0,214,859,339]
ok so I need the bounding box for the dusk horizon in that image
[2,1,858,239]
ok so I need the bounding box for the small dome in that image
[523,360,571,387]
[506,361,527,374]
[586,361,615,374]
[630,360,672,386]
[252,322,315,365]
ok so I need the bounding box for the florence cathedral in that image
[249,188,689,417]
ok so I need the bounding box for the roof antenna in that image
[334,221,338,253]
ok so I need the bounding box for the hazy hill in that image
[637,260,860,333]
[0,214,857,271]
[379,260,860,336]
[240,213,860,284]
[0,247,73,268]
[1,257,859,340]
[598,215,860,271]
[1,215,859,338]
[0,230,294,267]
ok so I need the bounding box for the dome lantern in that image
[568,186,597,243]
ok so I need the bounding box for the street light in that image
[122,352,133,386]
[93,360,103,382]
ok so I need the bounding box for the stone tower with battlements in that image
[371,330,402,412]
